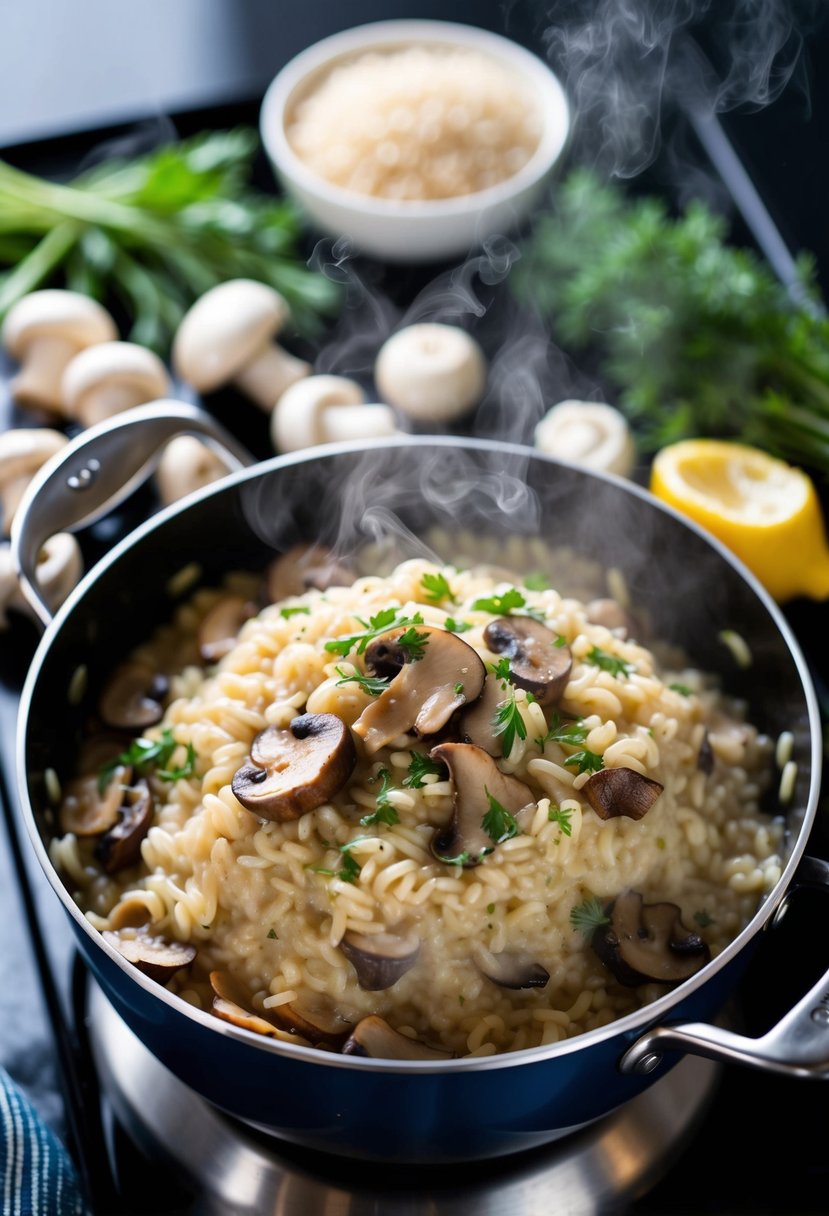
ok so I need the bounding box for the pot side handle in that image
[620,855,829,1079]
[11,400,255,628]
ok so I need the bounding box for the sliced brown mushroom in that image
[697,732,715,775]
[265,542,355,602]
[58,767,130,836]
[591,889,711,986]
[96,778,154,873]
[341,1014,454,1060]
[232,713,356,822]
[210,971,312,1044]
[198,594,257,662]
[103,929,196,984]
[583,767,663,821]
[470,942,550,990]
[429,742,534,867]
[483,618,572,706]
[98,661,168,731]
[339,928,421,990]
[269,992,353,1047]
[458,674,509,756]
[353,627,486,755]
[107,895,154,931]
[585,598,640,639]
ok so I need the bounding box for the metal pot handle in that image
[10,400,255,628]
[620,855,829,1079]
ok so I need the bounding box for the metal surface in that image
[87,977,719,1216]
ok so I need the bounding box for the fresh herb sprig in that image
[471,587,544,622]
[535,712,588,750]
[0,128,340,352]
[324,608,425,659]
[563,748,604,776]
[481,789,521,844]
[513,168,829,478]
[420,572,456,604]
[548,805,573,836]
[335,667,390,696]
[492,690,528,759]
[98,727,196,791]
[308,837,368,884]
[361,768,400,826]
[570,896,610,936]
[584,646,634,679]
[403,752,446,789]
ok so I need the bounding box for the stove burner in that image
[84,978,719,1216]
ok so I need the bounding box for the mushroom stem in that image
[316,404,398,444]
[70,381,144,426]
[11,334,79,409]
[232,343,310,411]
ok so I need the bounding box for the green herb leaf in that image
[694,909,714,928]
[563,748,604,775]
[335,666,390,696]
[324,609,424,658]
[548,805,574,836]
[403,752,446,789]
[472,587,527,616]
[98,726,190,791]
[489,657,513,684]
[669,682,693,696]
[280,605,311,619]
[481,788,521,845]
[396,625,430,663]
[267,928,277,939]
[420,572,456,604]
[584,646,634,679]
[361,768,400,827]
[523,572,550,591]
[492,690,527,758]
[570,896,610,936]
[486,902,496,914]
[444,618,473,634]
[535,712,588,750]
[157,742,198,782]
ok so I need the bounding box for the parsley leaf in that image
[444,618,472,634]
[535,712,588,750]
[481,788,521,844]
[548,805,573,836]
[98,727,191,792]
[396,625,430,662]
[563,748,604,775]
[309,838,368,883]
[570,896,610,936]
[472,587,528,616]
[489,657,513,684]
[694,909,714,928]
[267,928,277,939]
[584,646,634,679]
[669,682,693,696]
[335,666,390,696]
[324,609,424,658]
[157,742,198,782]
[361,768,400,826]
[420,572,456,604]
[524,572,550,591]
[403,752,446,789]
[492,689,527,758]
[279,605,310,619]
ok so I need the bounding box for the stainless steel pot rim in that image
[15,434,824,1076]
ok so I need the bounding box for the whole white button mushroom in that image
[1,290,118,412]
[155,434,229,506]
[61,341,171,426]
[0,533,82,629]
[374,322,487,424]
[172,279,310,411]
[534,400,636,478]
[0,427,68,534]
[271,375,398,453]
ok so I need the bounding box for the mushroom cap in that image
[342,1015,453,1060]
[104,929,196,985]
[270,374,365,452]
[61,341,171,422]
[483,617,572,706]
[583,766,664,820]
[2,289,117,356]
[0,427,68,531]
[98,661,168,731]
[265,542,355,601]
[374,322,487,423]
[429,742,534,867]
[592,889,710,986]
[232,713,356,822]
[155,434,228,507]
[534,400,636,478]
[172,279,289,392]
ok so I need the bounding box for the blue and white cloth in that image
[0,1068,88,1216]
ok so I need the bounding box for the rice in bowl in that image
[52,554,783,1059]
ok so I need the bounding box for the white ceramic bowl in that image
[260,19,570,263]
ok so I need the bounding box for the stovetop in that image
[3,38,829,1213]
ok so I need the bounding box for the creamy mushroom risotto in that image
[52,553,783,1059]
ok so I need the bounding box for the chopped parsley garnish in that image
[267,928,277,939]
[481,788,521,845]
[563,748,604,775]
[433,848,471,867]
[535,712,588,750]
[694,909,714,928]
[279,605,310,619]
[548,805,573,836]
[396,625,430,663]
[471,587,544,622]
[420,572,457,604]
[98,727,196,791]
[486,902,496,914]
[489,657,513,684]
[403,752,446,789]
[669,682,693,696]
[554,634,568,648]
[324,608,425,658]
[656,836,666,850]
[524,572,550,591]
[334,666,390,696]
[361,768,400,827]
[570,896,610,936]
[444,618,473,634]
[584,646,634,679]
[453,682,465,695]
[309,837,368,884]
[492,689,527,758]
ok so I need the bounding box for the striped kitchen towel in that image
[0,1067,88,1216]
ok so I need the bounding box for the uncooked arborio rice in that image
[54,558,784,1059]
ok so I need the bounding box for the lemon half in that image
[649,439,829,603]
